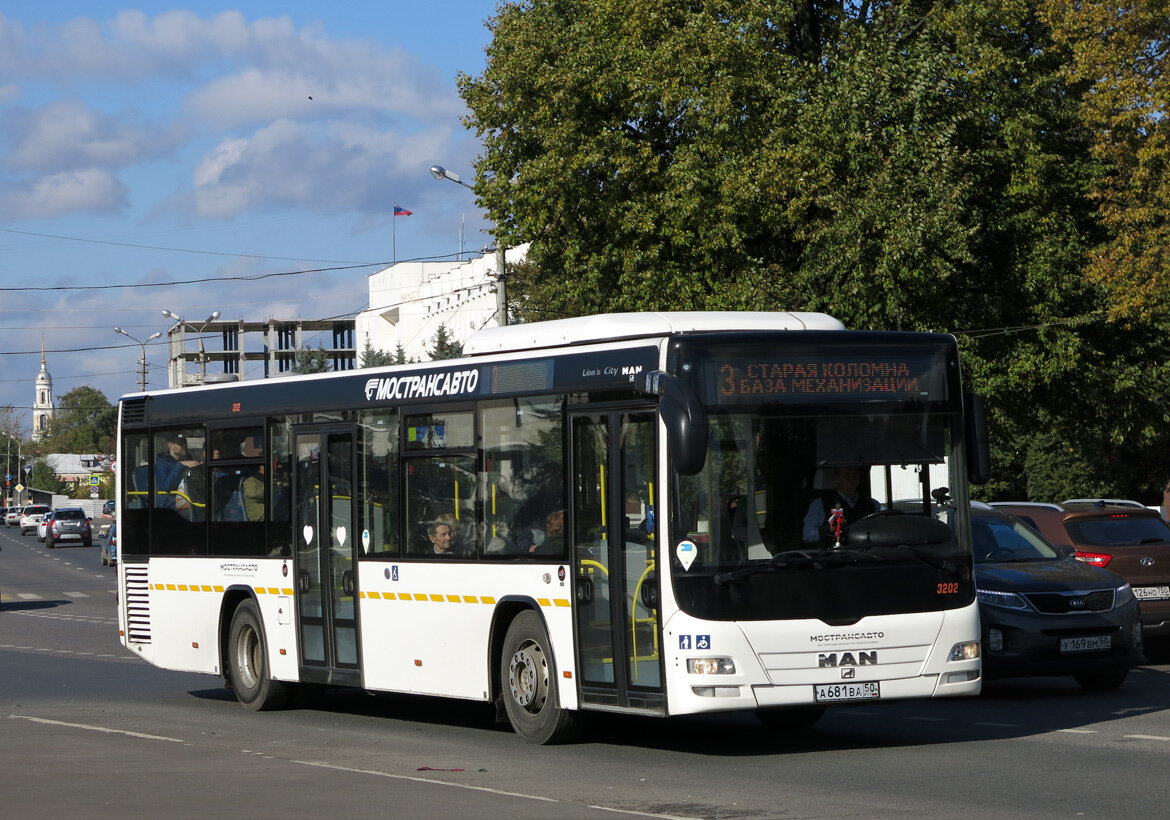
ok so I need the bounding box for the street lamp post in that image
[429,164,508,327]
[1,431,22,506]
[162,310,221,385]
[114,328,163,391]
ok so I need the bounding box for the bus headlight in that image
[949,641,980,661]
[688,657,736,675]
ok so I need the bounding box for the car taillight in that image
[51,520,58,532]
[1076,550,1113,567]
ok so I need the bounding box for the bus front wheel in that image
[227,599,289,711]
[500,610,582,744]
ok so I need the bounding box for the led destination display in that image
[706,352,948,404]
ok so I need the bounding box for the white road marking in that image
[17,593,41,600]
[293,759,560,803]
[9,715,185,742]
[63,592,91,598]
[1123,734,1170,741]
[1058,728,1098,734]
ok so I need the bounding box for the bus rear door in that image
[293,425,361,686]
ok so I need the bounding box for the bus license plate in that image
[1134,586,1170,601]
[1060,636,1111,653]
[814,682,880,703]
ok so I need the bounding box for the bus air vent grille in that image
[121,398,147,426]
[124,563,152,644]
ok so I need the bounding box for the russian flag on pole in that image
[394,205,413,216]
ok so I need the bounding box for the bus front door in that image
[293,427,361,686]
[571,409,664,712]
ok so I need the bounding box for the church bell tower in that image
[32,339,54,442]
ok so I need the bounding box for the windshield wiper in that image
[891,543,960,575]
[714,549,878,585]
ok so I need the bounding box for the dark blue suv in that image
[945,503,1142,690]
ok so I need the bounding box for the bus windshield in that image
[669,335,974,622]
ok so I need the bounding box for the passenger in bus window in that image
[242,466,265,521]
[801,465,880,545]
[428,519,457,555]
[531,510,565,556]
[156,432,201,493]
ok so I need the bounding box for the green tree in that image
[293,345,332,374]
[427,325,463,360]
[360,340,398,368]
[28,458,65,495]
[1041,0,1170,321]
[41,386,116,454]
[461,0,1170,501]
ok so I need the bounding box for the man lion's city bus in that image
[115,312,988,743]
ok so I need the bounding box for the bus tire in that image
[227,599,289,711]
[500,610,582,744]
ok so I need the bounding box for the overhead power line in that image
[0,226,367,264]
[0,249,491,293]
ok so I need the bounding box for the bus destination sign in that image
[712,354,944,403]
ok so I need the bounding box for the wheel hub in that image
[508,641,548,711]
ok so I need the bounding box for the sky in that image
[0,2,502,432]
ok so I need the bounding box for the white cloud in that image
[187,118,457,219]
[2,100,188,173]
[0,169,127,219]
[0,11,462,126]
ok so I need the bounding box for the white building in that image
[355,245,528,362]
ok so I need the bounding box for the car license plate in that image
[58,533,81,540]
[814,682,880,703]
[1060,636,1111,653]
[1134,586,1170,601]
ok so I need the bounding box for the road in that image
[4,522,1170,819]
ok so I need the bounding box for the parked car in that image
[5,506,22,526]
[19,504,52,536]
[943,503,1142,690]
[36,509,57,542]
[100,520,117,567]
[95,515,114,540]
[45,508,92,549]
[102,499,115,516]
[991,500,1170,663]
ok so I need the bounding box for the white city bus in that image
[115,312,987,743]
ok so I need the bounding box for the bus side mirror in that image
[635,371,708,475]
[964,393,991,485]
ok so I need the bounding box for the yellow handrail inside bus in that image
[630,559,658,679]
[599,463,606,534]
[579,559,608,578]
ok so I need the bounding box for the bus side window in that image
[479,397,565,559]
[121,431,151,557]
[267,419,293,557]
[359,409,399,558]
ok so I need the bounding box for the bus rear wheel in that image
[227,599,289,711]
[500,610,582,744]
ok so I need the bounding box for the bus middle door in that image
[293,426,361,686]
